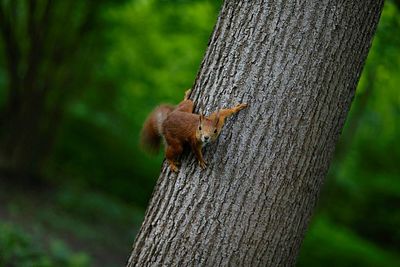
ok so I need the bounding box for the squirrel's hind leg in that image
[175,99,194,113]
[209,103,248,130]
[184,89,191,100]
[219,103,248,118]
[174,89,194,113]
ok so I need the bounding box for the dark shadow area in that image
[0,0,398,266]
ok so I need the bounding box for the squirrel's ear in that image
[199,113,204,123]
[214,111,220,126]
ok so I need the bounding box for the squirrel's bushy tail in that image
[140,104,174,154]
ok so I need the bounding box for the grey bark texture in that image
[127,0,383,266]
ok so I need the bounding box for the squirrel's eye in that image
[214,129,217,133]
[199,126,202,131]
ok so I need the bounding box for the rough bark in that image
[128,0,383,266]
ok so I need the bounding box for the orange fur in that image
[140,89,247,172]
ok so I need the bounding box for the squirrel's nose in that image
[204,136,209,141]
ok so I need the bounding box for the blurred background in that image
[0,0,398,266]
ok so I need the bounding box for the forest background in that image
[0,0,399,266]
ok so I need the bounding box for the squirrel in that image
[140,89,247,172]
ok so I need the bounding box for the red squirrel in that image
[140,89,247,172]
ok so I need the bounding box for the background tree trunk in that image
[0,1,105,179]
[128,0,383,266]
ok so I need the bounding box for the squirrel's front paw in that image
[236,103,248,111]
[198,160,207,170]
[169,163,179,173]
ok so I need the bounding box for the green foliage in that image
[0,0,398,266]
[298,218,400,267]
[47,0,220,204]
[0,223,90,267]
[56,190,143,225]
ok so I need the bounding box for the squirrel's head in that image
[196,113,221,145]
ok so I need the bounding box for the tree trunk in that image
[128,0,383,266]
